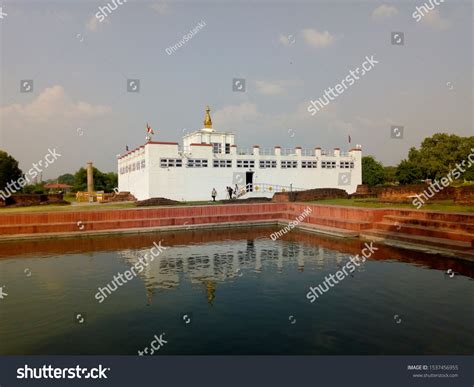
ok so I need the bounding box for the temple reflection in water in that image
[119,238,354,305]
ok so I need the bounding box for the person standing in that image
[234,184,239,198]
[211,188,217,202]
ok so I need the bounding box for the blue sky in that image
[0,0,472,178]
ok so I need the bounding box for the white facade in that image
[118,107,362,201]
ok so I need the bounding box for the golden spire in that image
[204,105,212,128]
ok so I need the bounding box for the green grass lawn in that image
[1,198,472,214]
[308,198,474,213]
[0,199,230,214]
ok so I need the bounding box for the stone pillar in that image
[86,162,94,202]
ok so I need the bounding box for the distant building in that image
[117,106,362,201]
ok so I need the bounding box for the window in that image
[136,161,140,170]
[141,160,145,169]
[259,160,277,168]
[212,143,222,154]
[160,158,183,168]
[187,159,208,168]
[302,160,317,168]
[132,163,136,171]
[225,143,231,154]
[213,159,232,168]
[340,161,354,169]
[321,161,336,169]
[237,160,255,168]
[281,160,298,168]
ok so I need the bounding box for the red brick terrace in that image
[0,203,472,261]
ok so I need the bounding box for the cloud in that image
[1,86,112,177]
[255,81,285,96]
[86,15,100,32]
[278,34,296,46]
[86,14,110,32]
[255,79,302,96]
[213,102,260,129]
[150,1,170,15]
[1,85,111,126]
[301,29,335,48]
[371,4,398,21]
[421,9,451,30]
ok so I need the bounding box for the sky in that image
[0,0,472,179]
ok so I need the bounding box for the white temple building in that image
[117,106,362,201]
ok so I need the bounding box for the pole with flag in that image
[146,123,155,141]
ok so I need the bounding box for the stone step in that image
[0,203,287,225]
[383,215,474,232]
[374,221,474,243]
[284,212,371,231]
[384,209,474,224]
[361,229,474,254]
[280,220,359,238]
[0,212,285,235]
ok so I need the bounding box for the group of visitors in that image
[211,184,240,202]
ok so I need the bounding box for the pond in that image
[0,227,472,355]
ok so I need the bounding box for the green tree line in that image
[362,133,474,186]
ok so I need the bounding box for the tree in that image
[0,151,23,191]
[57,173,75,185]
[362,156,385,186]
[22,183,45,194]
[383,166,397,185]
[401,133,474,181]
[103,172,118,192]
[395,159,422,185]
[72,167,118,192]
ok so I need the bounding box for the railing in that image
[280,148,297,156]
[179,146,347,157]
[237,148,253,155]
[301,149,315,156]
[259,148,275,155]
[236,183,306,197]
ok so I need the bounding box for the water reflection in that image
[0,226,472,284]
[0,226,473,355]
[107,230,474,305]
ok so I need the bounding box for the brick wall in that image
[454,186,474,205]
[353,184,462,203]
[2,193,65,207]
[272,188,348,202]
